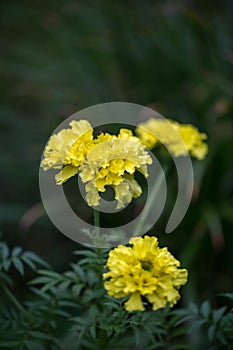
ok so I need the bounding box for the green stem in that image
[93,208,100,229]
[1,282,25,312]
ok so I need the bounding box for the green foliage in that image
[1,241,232,349]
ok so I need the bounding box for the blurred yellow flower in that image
[136,118,208,160]
[80,129,152,208]
[103,235,188,312]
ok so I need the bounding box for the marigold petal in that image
[55,165,79,184]
[125,292,145,312]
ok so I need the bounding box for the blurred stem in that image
[94,209,100,236]
[1,282,25,312]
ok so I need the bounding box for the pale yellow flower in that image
[103,235,188,312]
[136,118,208,160]
[41,121,152,208]
[80,129,152,209]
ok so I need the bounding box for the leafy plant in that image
[1,241,232,349]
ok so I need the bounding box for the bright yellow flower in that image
[41,120,94,184]
[80,129,152,209]
[136,118,208,160]
[103,236,188,312]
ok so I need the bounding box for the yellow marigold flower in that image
[41,120,94,184]
[136,118,208,160]
[80,129,152,209]
[103,236,188,312]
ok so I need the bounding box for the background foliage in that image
[0,0,232,349]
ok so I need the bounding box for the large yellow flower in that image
[41,120,94,184]
[103,236,188,312]
[41,120,152,209]
[136,118,208,160]
[80,129,152,209]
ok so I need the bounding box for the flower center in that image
[140,260,153,271]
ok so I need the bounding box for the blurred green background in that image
[0,0,232,306]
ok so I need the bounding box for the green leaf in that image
[23,252,49,268]
[213,306,227,323]
[216,330,227,345]
[29,276,56,285]
[73,250,97,258]
[71,284,84,297]
[0,242,9,260]
[189,302,199,315]
[24,341,45,350]
[174,314,194,326]
[200,300,211,318]
[12,246,23,257]
[37,269,61,279]
[21,255,36,270]
[219,293,233,300]
[2,258,11,271]
[29,331,51,340]
[208,324,216,341]
[70,263,86,281]
[12,257,24,275]
[90,326,96,338]
[169,326,189,339]
[188,319,206,334]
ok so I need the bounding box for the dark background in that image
[0,0,232,305]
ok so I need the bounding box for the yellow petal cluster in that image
[41,120,152,209]
[136,118,208,160]
[79,129,152,209]
[41,120,94,184]
[103,235,188,312]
